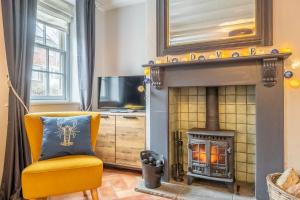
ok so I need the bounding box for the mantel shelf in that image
[142,53,292,68]
[144,53,292,89]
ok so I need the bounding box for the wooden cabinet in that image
[116,116,145,168]
[95,113,145,169]
[95,115,116,164]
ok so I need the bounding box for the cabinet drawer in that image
[116,116,145,168]
[96,115,116,164]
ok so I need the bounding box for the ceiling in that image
[95,0,145,11]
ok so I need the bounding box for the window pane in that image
[46,26,65,49]
[31,71,47,96]
[49,50,63,73]
[33,47,47,71]
[49,73,64,96]
[35,22,44,44]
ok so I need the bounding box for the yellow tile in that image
[226,95,236,104]
[180,113,188,121]
[237,114,247,124]
[189,113,197,121]
[237,133,247,143]
[181,104,188,112]
[236,96,247,104]
[237,124,247,134]
[247,105,256,114]
[247,144,256,154]
[188,122,197,129]
[236,143,247,153]
[247,115,256,125]
[197,103,206,112]
[248,154,256,164]
[226,86,236,95]
[247,173,255,183]
[247,85,255,95]
[237,86,247,95]
[220,123,226,129]
[237,162,247,172]
[180,121,188,129]
[219,105,226,114]
[180,87,189,95]
[226,105,236,114]
[226,123,236,130]
[198,122,206,128]
[247,164,256,173]
[236,153,247,162]
[226,114,236,123]
[169,105,174,114]
[237,105,247,114]
[189,103,197,112]
[247,95,256,105]
[189,87,198,95]
[247,125,256,134]
[197,112,206,122]
[247,134,256,144]
[219,114,225,123]
[236,172,247,182]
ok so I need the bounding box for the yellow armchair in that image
[22,112,103,200]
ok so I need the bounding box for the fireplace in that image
[148,53,289,199]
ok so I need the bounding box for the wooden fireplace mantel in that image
[143,53,292,89]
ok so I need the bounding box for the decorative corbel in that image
[151,67,164,89]
[262,57,279,87]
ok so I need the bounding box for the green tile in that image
[236,86,247,95]
[188,87,198,95]
[226,86,236,95]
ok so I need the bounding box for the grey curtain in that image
[0,0,37,199]
[76,0,95,111]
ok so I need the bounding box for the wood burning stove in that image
[187,87,235,187]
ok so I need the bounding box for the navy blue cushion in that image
[40,115,94,160]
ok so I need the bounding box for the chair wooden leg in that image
[91,188,99,200]
[83,190,88,198]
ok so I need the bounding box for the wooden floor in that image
[49,168,168,200]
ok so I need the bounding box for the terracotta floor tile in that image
[47,168,168,200]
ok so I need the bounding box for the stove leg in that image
[226,182,234,193]
[187,175,194,185]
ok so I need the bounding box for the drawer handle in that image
[101,116,109,119]
[123,116,137,119]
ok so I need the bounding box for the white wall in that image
[94,2,146,77]
[0,1,9,182]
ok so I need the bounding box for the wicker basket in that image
[266,173,299,200]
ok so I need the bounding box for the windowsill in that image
[30,100,80,106]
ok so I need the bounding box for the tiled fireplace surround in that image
[149,58,285,200]
[168,85,256,184]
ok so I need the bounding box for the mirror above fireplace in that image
[157,0,273,56]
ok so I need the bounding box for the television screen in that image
[98,76,145,110]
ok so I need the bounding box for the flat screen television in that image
[98,76,146,111]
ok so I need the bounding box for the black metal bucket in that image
[140,150,164,189]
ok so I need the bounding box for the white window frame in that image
[31,20,70,101]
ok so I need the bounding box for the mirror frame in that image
[157,0,273,56]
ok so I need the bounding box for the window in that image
[31,21,69,100]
